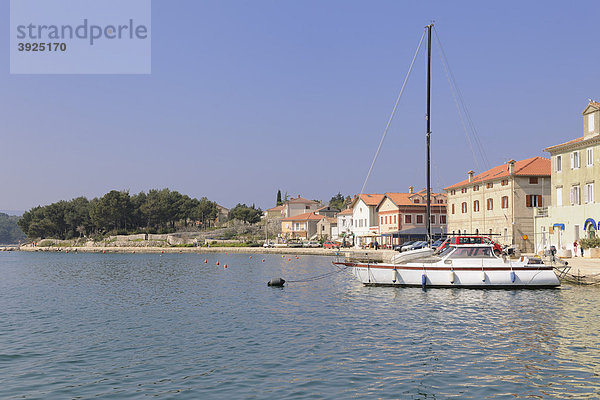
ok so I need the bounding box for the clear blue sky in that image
[2,0,600,212]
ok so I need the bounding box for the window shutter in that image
[537,195,542,207]
[526,195,531,207]
[571,153,574,169]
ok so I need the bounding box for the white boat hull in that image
[336,262,560,288]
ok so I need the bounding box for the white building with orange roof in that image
[376,187,447,247]
[445,157,551,253]
[350,193,384,247]
[535,100,600,255]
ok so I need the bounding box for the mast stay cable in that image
[359,29,427,196]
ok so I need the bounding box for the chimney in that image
[409,186,414,194]
[508,160,516,175]
[467,170,474,182]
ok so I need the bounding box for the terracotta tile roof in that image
[267,205,284,211]
[356,193,385,206]
[382,192,447,208]
[444,156,550,190]
[281,212,325,222]
[590,101,600,110]
[544,136,590,152]
[286,196,318,205]
[338,208,353,215]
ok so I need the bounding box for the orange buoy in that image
[216,261,220,266]
[249,256,252,259]
[161,251,164,254]
[102,250,106,254]
[224,264,228,269]
[204,259,208,263]
[288,258,291,261]
[262,259,265,262]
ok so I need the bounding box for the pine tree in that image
[276,190,283,206]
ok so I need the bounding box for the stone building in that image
[535,100,600,255]
[445,157,551,252]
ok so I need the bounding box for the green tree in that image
[0,213,26,244]
[229,203,262,224]
[329,192,345,210]
[276,190,283,206]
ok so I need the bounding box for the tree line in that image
[18,189,221,240]
[0,213,26,244]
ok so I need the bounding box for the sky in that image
[2,0,600,213]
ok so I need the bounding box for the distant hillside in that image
[0,213,26,244]
[0,210,24,216]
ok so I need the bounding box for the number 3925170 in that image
[18,43,67,52]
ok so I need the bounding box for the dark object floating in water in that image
[268,278,285,287]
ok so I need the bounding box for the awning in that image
[584,218,597,230]
[552,223,565,230]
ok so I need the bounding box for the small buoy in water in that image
[216,261,220,266]
[268,278,285,287]
[102,250,106,254]
[262,259,265,262]
[288,258,291,261]
[224,264,227,269]
[481,271,486,282]
[510,271,516,283]
[204,259,207,263]
[66,250,69,254]
[449,270,455,284]
[161,251,164,254]
[249,256,252,259]
[281,255,284,258]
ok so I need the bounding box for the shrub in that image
[579,237,600,249]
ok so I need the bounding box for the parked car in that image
[303,241,321,248]
[394,241,414,252]
[287,240,303,248]
[263,241,275,248]
[431,239,444,248]
[323,240,341,249]
[436,236,502,255]
[402,241,428,252]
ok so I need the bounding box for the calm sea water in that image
[1,252,599,399]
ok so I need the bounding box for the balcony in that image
[534,207,548,217]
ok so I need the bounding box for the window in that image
[451,204,455,214]
[414,199,420,203]
[587,148,594,167]
[585,183,594,204]
[487,198,493,210]
[571,151,580,169]
[473,185,479,191]
[570,185,581,205]
[590,113,595,133]
[502,196,509,208]
[473,200,480,212]
[405,215,412,224]
[416,215,424,224]
[393,215,397,224]
[451,190,456,195]
[381,216,383,224]
[556,187,562,206]
[461,188,467,194]
[305,205,310,209]
[461,202,467,213]
[438,199,444,204]
[556,155,562,172]
[385,216,388,224]
[486,182,494,189]
[525,195,541,207]
[529,177,538,184]
[431,215,436,224]
[501,179,508,186]
[440,215,446,224]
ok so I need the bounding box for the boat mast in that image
[426,23,433,245]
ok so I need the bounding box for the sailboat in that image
[334,24,562,288]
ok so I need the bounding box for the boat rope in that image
[359,29,427,196]
[433,26,490,173]
[285,263,350,284]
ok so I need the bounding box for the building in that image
[282,195,321,218]
[376,187,447,246]
[316,217,337,240]
[535,100,600,254]
[216,204,229,224]
[280,212,324,239]
[336,208,353,243]
[350,194,385,247]
[315,205,340,218]
[445,157,551,253]
[265,205,284,219]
